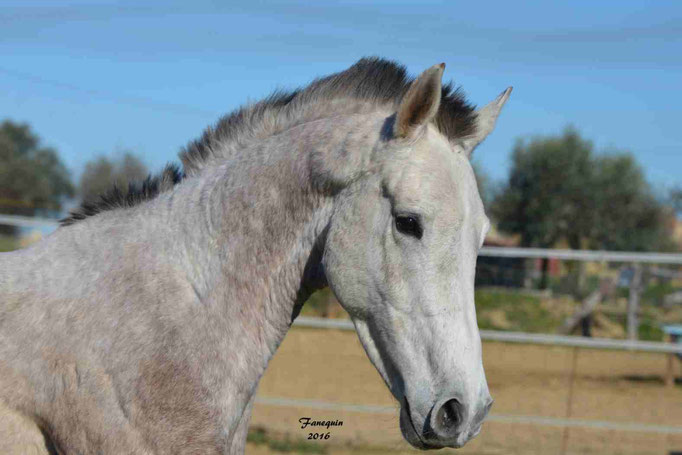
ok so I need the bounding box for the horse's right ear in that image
[394,63,445,139]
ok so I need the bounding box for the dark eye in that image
[395,215,423,239]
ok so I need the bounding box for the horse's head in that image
[322,63,510,449]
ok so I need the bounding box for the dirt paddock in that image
[2,326,681,454]
[253,327,682,454]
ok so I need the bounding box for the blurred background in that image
[1,1,681,454]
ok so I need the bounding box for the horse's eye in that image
[395,215,423,239]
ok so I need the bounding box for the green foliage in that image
[589,153,672,251]
[491,127,672,252]
[0,120,74,233]
[541,267,600,300]
[638,318,664,341]
[642,281,680,306]
[0,235,17,252]
[491,127,593,249]
[670,186,682,216]
[475,289,560,333]
[301,288,334,316]
[79,152,149,203]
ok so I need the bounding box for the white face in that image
[323,125,492,449]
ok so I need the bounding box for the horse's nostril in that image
[436,398,463,433]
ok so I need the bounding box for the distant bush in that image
[475,289,561,333]
[642,281,680,307]
[638,318,664,341]
[0,235,17,252]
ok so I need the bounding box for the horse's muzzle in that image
[399,395,493,449]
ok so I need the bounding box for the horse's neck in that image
[166,116,378,365]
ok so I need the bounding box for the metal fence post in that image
[560,346,580,455]
[627,264,642,341]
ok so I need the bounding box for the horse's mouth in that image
[399,398,440,450]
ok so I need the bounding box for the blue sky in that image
[1,0,680,191]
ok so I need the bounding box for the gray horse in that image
[0,58,510,454]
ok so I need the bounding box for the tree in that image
[0,120,74,234]
[670,186,682,216]
[491,127,671,289]
[589,153,671,252]
[491,127,594,250]
[79,152,148,204]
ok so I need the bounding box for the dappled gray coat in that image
[0,57,510,454]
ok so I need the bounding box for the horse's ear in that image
[394,63,445,139]
[461,87,512,158]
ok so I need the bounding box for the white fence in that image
[480,245,682,265]
[293,316,682,354]
[4,214,682,345]
[0,214,59,229]
[4,214,682,354]
[4,214,682,263]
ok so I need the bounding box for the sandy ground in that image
[2,326,681,454]
[252,328,682,455]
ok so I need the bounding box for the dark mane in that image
[61,57,476,227]
[180,57,477,173]
[60,164,183,226]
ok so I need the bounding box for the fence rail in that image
[4,214,682,263]
[285,317,682,440]
[5,214,682,353]
[254,396,682,435]
[294,316,682,354]
[479,246,682,264]
[5,215,682,354]
[0,214,59,228]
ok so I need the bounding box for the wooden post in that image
[627,265,642,341]
[666,334,676,388]
[560,278,613,336]
[667,352,675,388]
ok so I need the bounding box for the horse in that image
[0,57,511,454]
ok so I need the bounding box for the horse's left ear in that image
[461,87,513,158]
[394,63,445,139]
